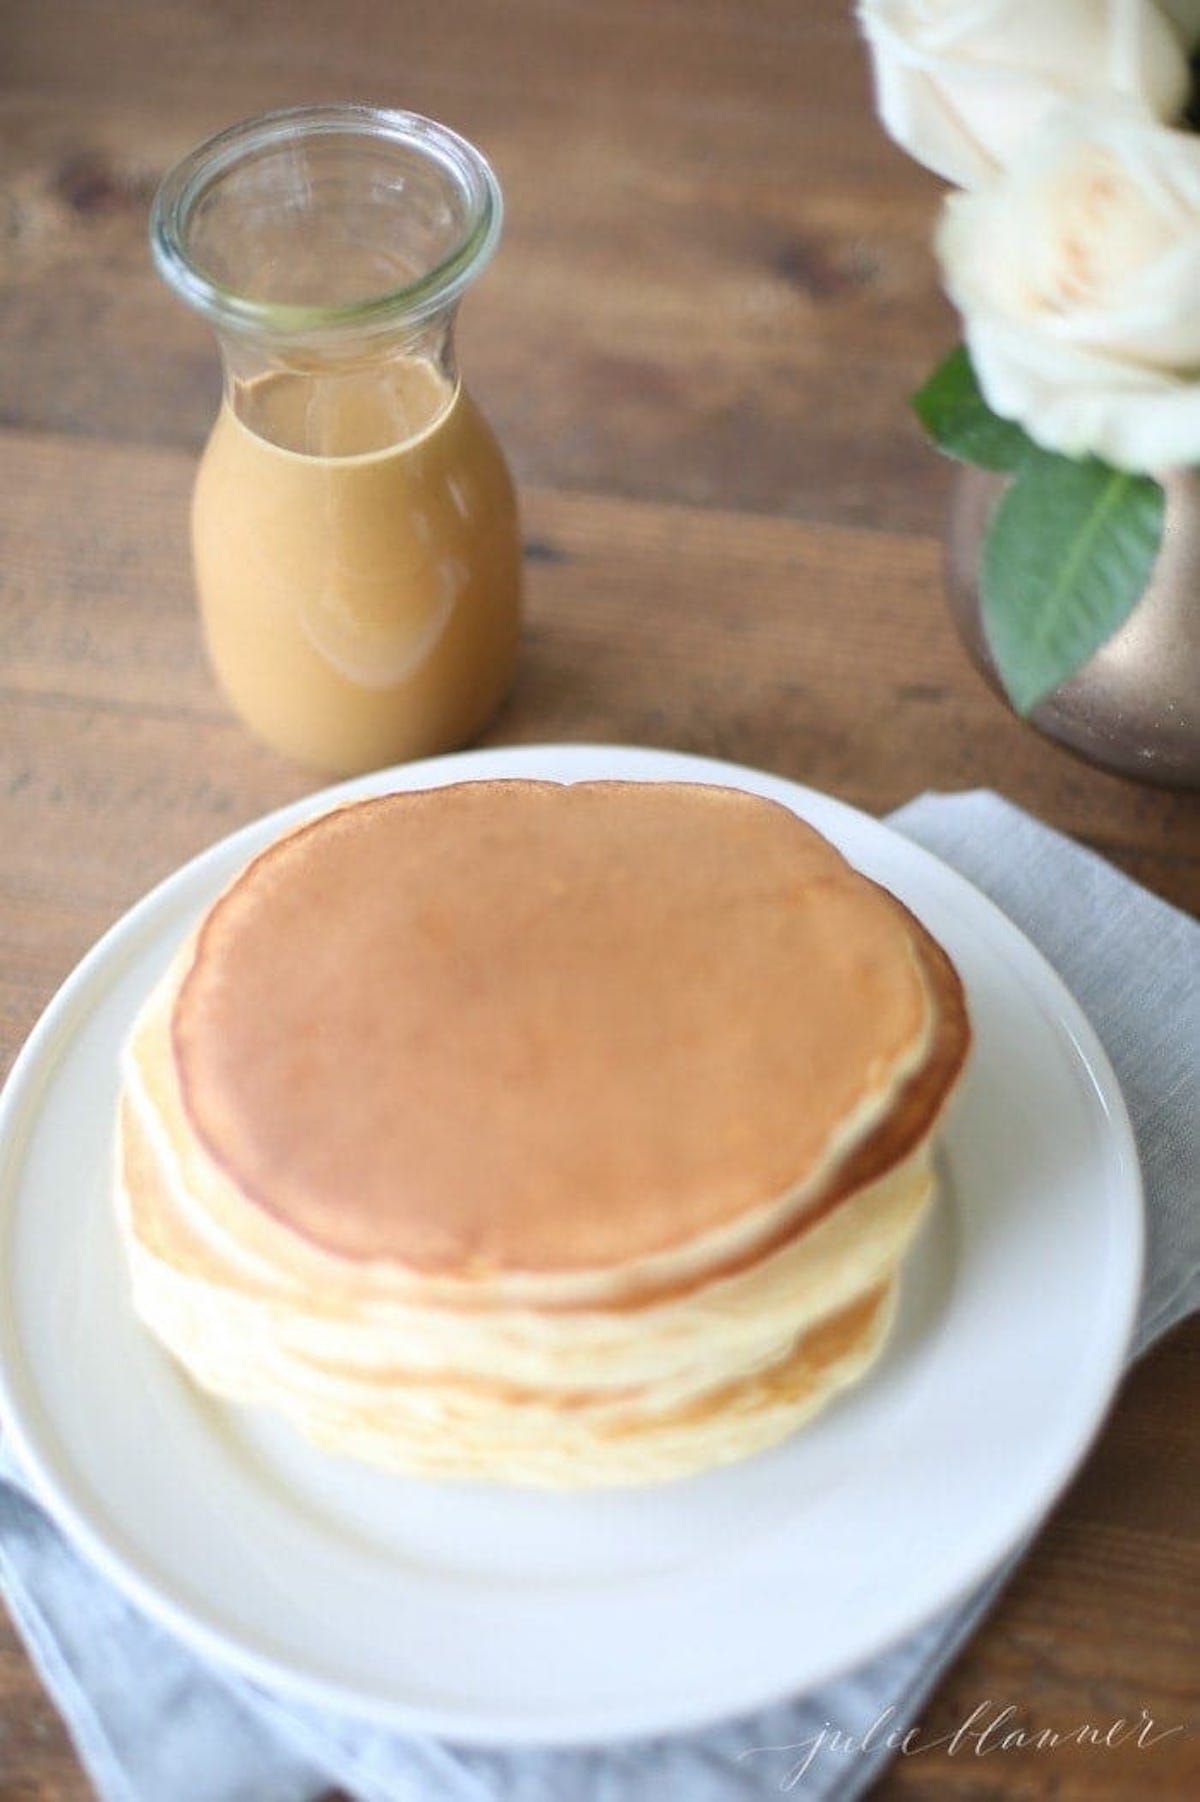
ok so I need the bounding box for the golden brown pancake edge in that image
[165,779,960,1280]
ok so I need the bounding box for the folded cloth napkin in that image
[2,791,1197,1802]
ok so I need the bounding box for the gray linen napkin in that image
[2,791,1197,1802]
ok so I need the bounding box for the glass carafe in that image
[151,105,522,775]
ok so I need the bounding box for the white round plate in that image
[0,744,1143,1745]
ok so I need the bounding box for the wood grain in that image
[1,0,954,531]
[1,1,1198,1798]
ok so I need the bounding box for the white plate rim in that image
[0,743,1145,1744]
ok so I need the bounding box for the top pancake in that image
[170,780,940,1274]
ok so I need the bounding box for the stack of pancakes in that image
[116,780,970,1487]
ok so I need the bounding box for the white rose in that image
[857,0,1191,188]
[936,104,1200,470]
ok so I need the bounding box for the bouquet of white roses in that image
[857,0,1200,711]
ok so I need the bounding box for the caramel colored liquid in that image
[191,363,522,774]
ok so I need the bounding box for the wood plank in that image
[3,427,1196,925]
[0,0,955,532]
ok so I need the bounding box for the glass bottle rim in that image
[149,103,503,341]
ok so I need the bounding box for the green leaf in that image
[981,450,1165,715]
[912,345,1035,472]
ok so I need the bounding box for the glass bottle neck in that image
[215,312,460,458]
[150,106,501,460]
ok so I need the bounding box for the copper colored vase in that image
[945,466,1200,790]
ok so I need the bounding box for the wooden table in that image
[2,3,1197,1796]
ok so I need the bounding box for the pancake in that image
[115,779,970,1487]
